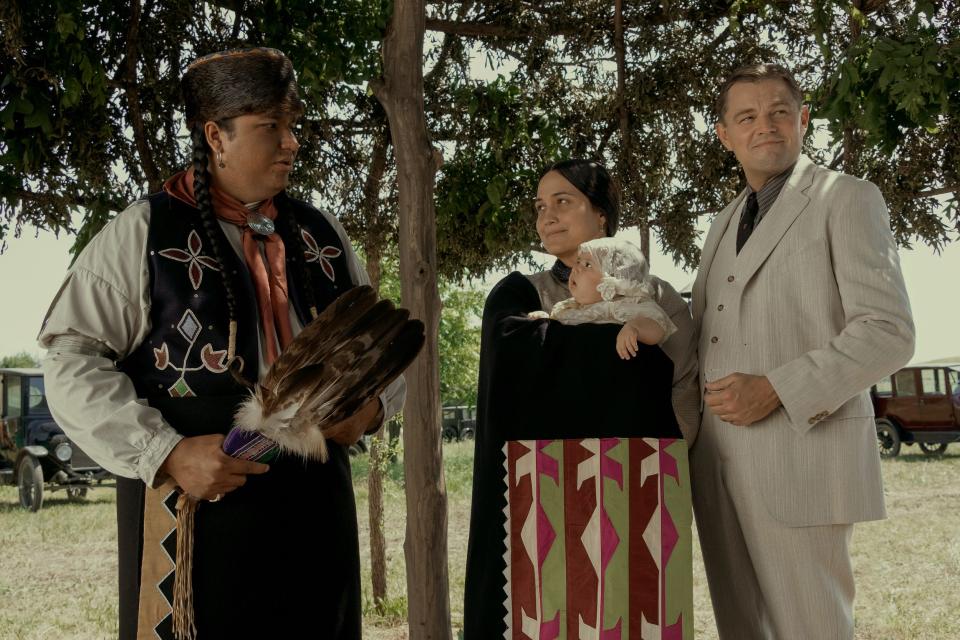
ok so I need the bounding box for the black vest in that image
[119,192,354,398]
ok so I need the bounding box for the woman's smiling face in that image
[534,171,606,266]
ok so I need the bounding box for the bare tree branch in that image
[123,0,161,192]
[11,188,122,211]
[915,185,958,199]
[425,2,760,40]
[230,0,245,40]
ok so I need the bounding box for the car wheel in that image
[459,428,475,442]
[875,419,901,458]
[918,442,948,457]
[442,427,457,443]
[17,455,44,512]
[67,487,89,501]
[347,439,368,457]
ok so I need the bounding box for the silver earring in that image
[217,151,225,169]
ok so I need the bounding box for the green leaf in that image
[485,181,502,206]
[24,109,53,134]
[56,13,77,37]
[13,97,34,115]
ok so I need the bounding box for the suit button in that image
[727,275,735,283]
[717,304,724,311]
[711,336,719,343]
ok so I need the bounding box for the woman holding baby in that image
[464,159,698,639]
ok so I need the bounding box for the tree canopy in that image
[1,0,957,270]
[0,351,40,368]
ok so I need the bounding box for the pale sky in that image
[1,212,956,365]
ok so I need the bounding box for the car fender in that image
[19,446,48,459]
[875,413,903,430]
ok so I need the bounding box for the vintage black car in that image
[871,360,960,457]
[441,405,476,442]
[0,368,113,511]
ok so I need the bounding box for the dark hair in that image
[715,63,803,122]
[181,48,315,377]
[182,47,304,129]
[541,159,620,236]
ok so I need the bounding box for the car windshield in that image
[26,377,49,415]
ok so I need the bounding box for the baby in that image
[533,237,676,359]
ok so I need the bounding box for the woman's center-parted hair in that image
[540,159,620,237]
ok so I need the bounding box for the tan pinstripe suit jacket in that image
[692,154,915,525]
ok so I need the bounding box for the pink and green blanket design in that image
[503,437,692,640]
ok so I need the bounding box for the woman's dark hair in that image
[180,48,317,375]
[541,159,620,236]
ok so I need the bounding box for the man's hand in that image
[159,434,270,501]
[325,398,383,446]
[704,373,781,426]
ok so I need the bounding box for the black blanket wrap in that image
[116,395,361,640]
[462,272,681,638]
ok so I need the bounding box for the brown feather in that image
[258,285,378,414]
[236,284,425,461]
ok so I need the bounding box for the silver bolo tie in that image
[246,211,276,236]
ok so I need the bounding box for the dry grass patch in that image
[1,444,957,639]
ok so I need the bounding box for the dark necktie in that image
[736,192,759,255]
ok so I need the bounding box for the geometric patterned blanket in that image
[503,438,693,640]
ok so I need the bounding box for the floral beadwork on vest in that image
[119,192,352,399]
[157,229,221,290]
[301,227,342,281]
[152,309,232,397]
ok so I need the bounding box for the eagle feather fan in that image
[231,285,424,461]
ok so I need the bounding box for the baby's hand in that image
[616,324,641,360]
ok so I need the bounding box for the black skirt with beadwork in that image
[117,395,361,640]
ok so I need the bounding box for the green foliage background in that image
[2,1,956,270]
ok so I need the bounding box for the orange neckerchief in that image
[164,170,292,365]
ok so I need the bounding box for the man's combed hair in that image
[715,63,804,122]
[179,48,316,381]
[182,47,304,129]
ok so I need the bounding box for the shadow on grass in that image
[0,492,115,513]
[885,449,960,463]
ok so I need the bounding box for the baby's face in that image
[569,251,603,304]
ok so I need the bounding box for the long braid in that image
[278,204,320,320]
[190,126,249,386]
[172,48,303,640]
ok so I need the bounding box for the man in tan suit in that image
[691,63,914,639]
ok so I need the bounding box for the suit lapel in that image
[693,189,746,322]
[734,155,817,286]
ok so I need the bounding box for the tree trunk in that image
[361,131,391,612]
[373,1,452,638]
[844,0,863,176]
[124,0,161,192]
[364,242,389,611]
[613,0,650,261]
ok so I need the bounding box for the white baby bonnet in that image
[578,237,656,301]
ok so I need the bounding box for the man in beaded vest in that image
[691,63,913,638]
[40,48,404,639]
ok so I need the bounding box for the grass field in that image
[1,443,958,639]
